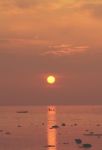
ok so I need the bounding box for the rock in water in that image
[75,139,82,144]
[82,144,92,148]
[61,123,66,126]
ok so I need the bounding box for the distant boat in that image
[48,106,55,112]
[16,111,29,114]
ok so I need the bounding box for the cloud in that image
[14,0,52,9]
[0,0,58,12]
[0,0,102,20]
[61,1,102,20]
[42,44,89,56]
[78,1,102,19]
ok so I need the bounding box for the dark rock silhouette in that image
[5,131,11,135]
[16,111,29,114]
[75,139,82,144]
[61,123,66,126]
[0,130,3,132]
[74,123,78,126]
[50,125,59,129]
[96,124,101,127]
[44,145,55,147]
[17,125,22,127]
[82,144,92,148]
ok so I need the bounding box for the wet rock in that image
[17,125,22,128]
[75,139,82,144]
[5,131,11,135]
[42,123,45,126]
[61,123,66,127]
[74,123,78,126]
[0,130,3,132]
[82,144,92,148]
[96,124,101,127]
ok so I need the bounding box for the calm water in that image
[0,105,102,150]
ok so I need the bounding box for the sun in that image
[47,75,56,84]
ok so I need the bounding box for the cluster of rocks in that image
[75,138,92,148]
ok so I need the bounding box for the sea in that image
[0,105,102,150]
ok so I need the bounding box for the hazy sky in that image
[0,0,102,105]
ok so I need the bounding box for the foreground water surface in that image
[0,105,102,150]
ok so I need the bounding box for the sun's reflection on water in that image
[47,106,57,150]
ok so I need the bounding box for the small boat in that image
[16,111,29,114]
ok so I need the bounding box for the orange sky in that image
[0,0,102,104]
